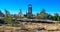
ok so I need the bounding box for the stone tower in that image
[28,4,32,14]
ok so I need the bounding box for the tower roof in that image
[28,4,32,7]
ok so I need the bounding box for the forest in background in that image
[0,9,60,24]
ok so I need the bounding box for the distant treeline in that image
[0,9,60,24]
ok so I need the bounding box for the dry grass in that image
[0,23,60,32]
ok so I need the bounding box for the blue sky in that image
[0,0,60,15]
